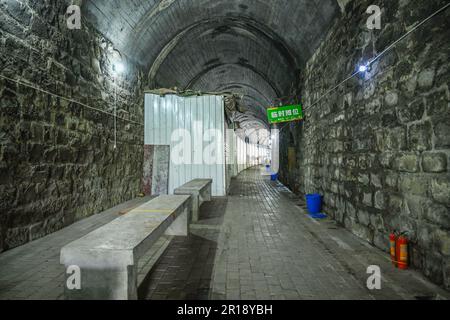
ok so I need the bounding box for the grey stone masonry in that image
[279,0,450,290]
[0,0,146,252]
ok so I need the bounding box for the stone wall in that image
[279,0,450,289]
[0,0,145,251]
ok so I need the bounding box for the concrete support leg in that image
[63,264,138,300]
[191,195,200,223]
[199,188,211,205]
[165,207,189,236]
[205,186,212,201]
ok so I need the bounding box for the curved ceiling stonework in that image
[84,0,340,129]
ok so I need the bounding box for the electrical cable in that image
[0,73,144,126]
[3,2,449,132]
[368,2,450,66]
[281,2,450,114]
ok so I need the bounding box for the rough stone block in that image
[383,211,403,232]
[389,127,407,150]
[365,98,381,115]
[433,118,450,148]
[346,202,356,218]
[396,60,413,78]
[408,121,432,151]
[427,90,449,117]
[2,0,32,25]
[422,152,447,173]
[431,177,450,205]
[357,210,371,226]
[30,16,48,38]
[381,110,398,128]
[374,191,386,210]
[400,175,428,196]
[378,127,407,151]
[397,99,425,123]
[417,69,435,89]
[379,152,395,169]
[358,174,370,186]
[370,174,382,188]
[362,193,372,207]
[402,196,424,219]
[388,194,403,212]
[0,12,27,39]
[330,182,339,194]
[327,194,336,208]
[400,75,417,97]
[332,141,344,153]
[395,152,419,172]
[385,91,399,107]
[423,252,444,285]
[444,259,450,291]
[5,227,29,250]
[4,38,31,63]
[422,202,450,229]
[369,211,383,229]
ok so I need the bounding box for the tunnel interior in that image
[0,0,449,297]
[82,0,339,131]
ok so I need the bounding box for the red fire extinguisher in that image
[397,235,409,270]
[390,231,409,269]
[389,232,397,266]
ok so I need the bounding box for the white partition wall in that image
[237,137,248,173]
[144,94,226,196]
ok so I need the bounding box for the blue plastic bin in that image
[270,173,278,181]
[309,212,327,219]
[306,194,322,214]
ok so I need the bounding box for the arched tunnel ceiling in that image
[84,0,340,131]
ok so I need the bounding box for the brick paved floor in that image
[140,198,226,300]
[1,167,449,300]
[142,167,450,300]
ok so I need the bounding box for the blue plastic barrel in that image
[306,194,322,214]
[270,173,278,181]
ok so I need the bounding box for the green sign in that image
[267,104,303,124]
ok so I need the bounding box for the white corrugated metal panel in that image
[145,94,226,196]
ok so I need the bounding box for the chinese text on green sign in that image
[267,105,303,124]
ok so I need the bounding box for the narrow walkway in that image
[1,168,449,300]
[142,167,450,300]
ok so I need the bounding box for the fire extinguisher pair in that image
[389,231,409,270]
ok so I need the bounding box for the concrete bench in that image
[60,195,191,300]
[174,179,212,222]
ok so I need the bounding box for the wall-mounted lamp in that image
[110,48,126,76]
[359,64,368,73]
[358,62,373,74]
[113,62,125,75]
